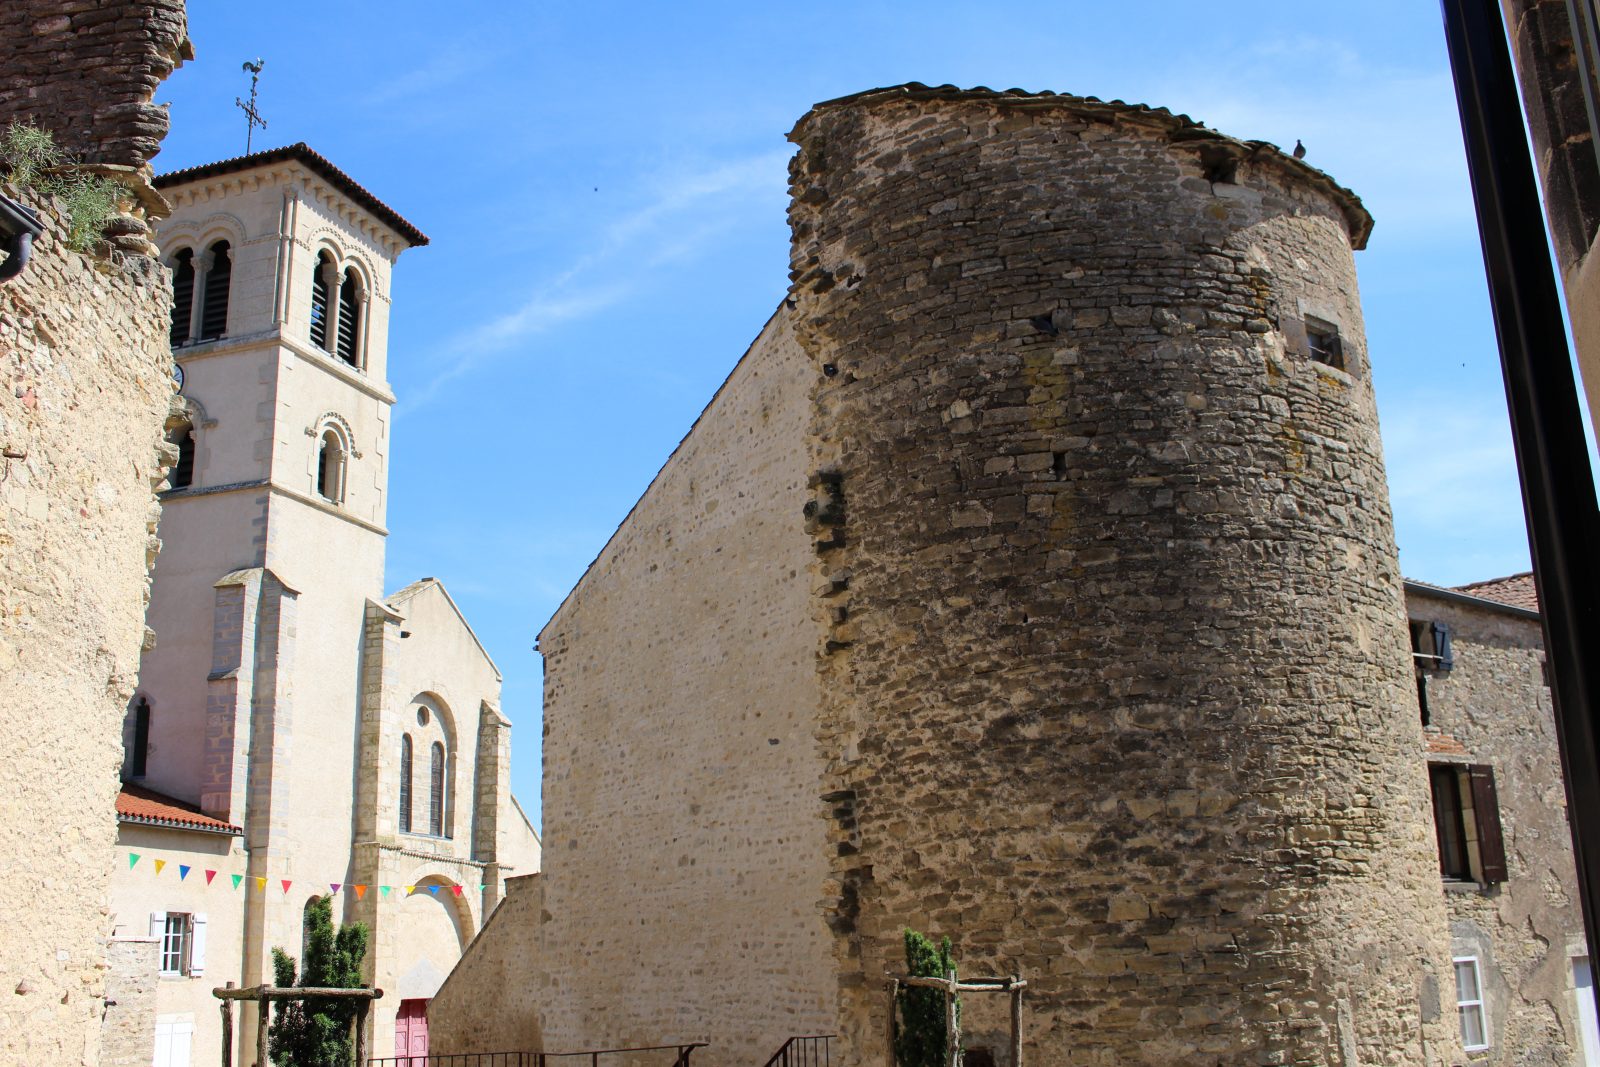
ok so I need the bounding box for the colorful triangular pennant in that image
[153,859,166,875]
[403,885,414,894]
[451,884,463,897]
[379,886,391,899]
[280,879,292,894]
[128,853,140,869]
[426,884,441,895]
[354,885,368,900]
[231,874,243,890]
[330,883,342,894]
[205,870,217,885]
[178,865,191,881]
[255,877,267,892]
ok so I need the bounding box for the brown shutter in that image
[1469,764,1508,883]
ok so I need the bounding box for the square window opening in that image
[1306,317,1345,370]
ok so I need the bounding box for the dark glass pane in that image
[430,742,444,836]
[399,734,412,833]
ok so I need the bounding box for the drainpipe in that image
[0,194,44,284]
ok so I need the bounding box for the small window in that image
[1412,620,1454,672]
[1306,317,1344,370]
[160,913,191,976]
[169,249,195,347]
[128,696,150,778]
[197,240,231,341]
[1429,762,1508,884]
[399,733,413,833]
[429,741,445,837]
[336,268,361,367]
[1455,956,1489,1051]
[309,252,334,351]
[167,421,195,490]
[316,428,346,504]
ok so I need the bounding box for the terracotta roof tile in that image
[154,143,428,248]
[116,783,241,835]
[1454,572,1540,612]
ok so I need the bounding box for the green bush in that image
[895,928,959,1067]
[268,897,369,1067]
[0,121,123,252]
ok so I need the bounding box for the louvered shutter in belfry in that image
[199,242,231,340]
[1469,764,1507,883]
[169,250,195,346]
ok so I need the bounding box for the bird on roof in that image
[1293,139,1307,160]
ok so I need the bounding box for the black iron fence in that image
[369,1043,708,1067]
[760,1034,833,1067]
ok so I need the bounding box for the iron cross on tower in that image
[236,59,267,154]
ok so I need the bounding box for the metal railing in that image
[760,1035,833,1067]
[369,1043,708,1067]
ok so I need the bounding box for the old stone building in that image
[1404,573,1594,1063]
[427,83,1596,1066]
[0,3,190,1065]
[105,143,539,1066]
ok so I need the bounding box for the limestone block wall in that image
[0,185,176,1064]
[535,313,833,1066]
[1407,588,1586,1063]
[430,874,545,1055]
[785,85,1460,1066]
[100,938,158,1067]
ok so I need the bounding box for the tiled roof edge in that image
[1403,578,1541,620]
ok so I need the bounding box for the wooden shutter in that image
[189,912,207,976]
[1469,764,1508,883]
[1433,622,1455,672]
[199,242,231,340]
[336,271,360,365]
[149,912,165,940]
[309,257,330,349]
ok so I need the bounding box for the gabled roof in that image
[154,142,428,248]
[386,577,502,681]
[1455,572,1539,612]
[116,783,241,835]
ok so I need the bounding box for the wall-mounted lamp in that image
[0,195,45,284]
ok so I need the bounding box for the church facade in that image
[105,144,538,1067]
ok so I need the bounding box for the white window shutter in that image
[149,912,166,939]
[188,914,207,977]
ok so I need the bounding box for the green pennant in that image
[379,886,391,899]
[231,874,243,890]
[128,853,140,869]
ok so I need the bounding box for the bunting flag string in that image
[118,849,493,905]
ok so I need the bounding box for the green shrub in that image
[0,122,123,252]
[267,897,369,1067]
[895,928,959,1067]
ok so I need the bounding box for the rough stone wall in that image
[430,874,546,1055]
[786,87,1460,1066]
[534,313,833,1067]
[99,938,158,1067]
[1408,589,1586,1064]
[0,1,190,174]
[0,183,177,1065]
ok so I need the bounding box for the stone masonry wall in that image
[0,181,176,1064]
[430,874,545,1055]
[0,1,190,174]
[99,938,158,1067]
[786,86,1461,1066]
[1408,589,1586,1064]
[535,313,833,1067]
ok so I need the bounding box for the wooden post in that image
[220,982,234,1067]
[886,979,900,1067]
[353,998,369,1066]
[255,994,270,1067]
[1009,979,1022,1067]
[944,970,958,1067]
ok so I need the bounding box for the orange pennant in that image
[354,884,368,900]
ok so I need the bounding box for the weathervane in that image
[236,59,267,154]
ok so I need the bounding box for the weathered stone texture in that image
[99,938,158,1066]
[534,313,834,1066]
[785,87,1460,1065]
[430,874,546,1055]
[0,185,175,1065]
[0,1,190,174]
[1408,586,1587,1064]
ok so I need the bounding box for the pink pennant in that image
[204,870,217,885]
[280,879,292,894]
[330,883,342,894]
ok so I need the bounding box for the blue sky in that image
[153,3,1556,827]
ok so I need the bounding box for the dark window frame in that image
[399,733,412,833]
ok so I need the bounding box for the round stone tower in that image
[787,85,1458,1065]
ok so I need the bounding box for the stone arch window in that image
[166,418,196,490]
[301,895,324,961]
[197,240,231,341]
[127,695,150,778]
[316,427,347,504]
[169,249,195,346]
[336,268,362,367]
[429,741,445,837]
[399,733,413,833]
[309,250,336,351]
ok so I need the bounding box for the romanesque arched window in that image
[197,240,231,341]
[429,741,445,837]
[336,268,361,367]
[316,428,346,504]
[309,251,335,351]
[169,249,195,346]
[167,419,195,490]
[399,733,413,833]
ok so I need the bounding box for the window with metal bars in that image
[169,249,194,346]
[309,252,333,350]
[429,741,445,836]
[399,733,412,833]
[197,241,230,341]
[336,269,360,366]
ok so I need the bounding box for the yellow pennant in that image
[403,885,414,894]
[255,877,267,892]
[153,859,166,875]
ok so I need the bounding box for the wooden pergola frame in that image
[885,972,1026,1067]
[213,981,384,1066]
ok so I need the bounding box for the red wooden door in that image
[396,999,429,1062]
